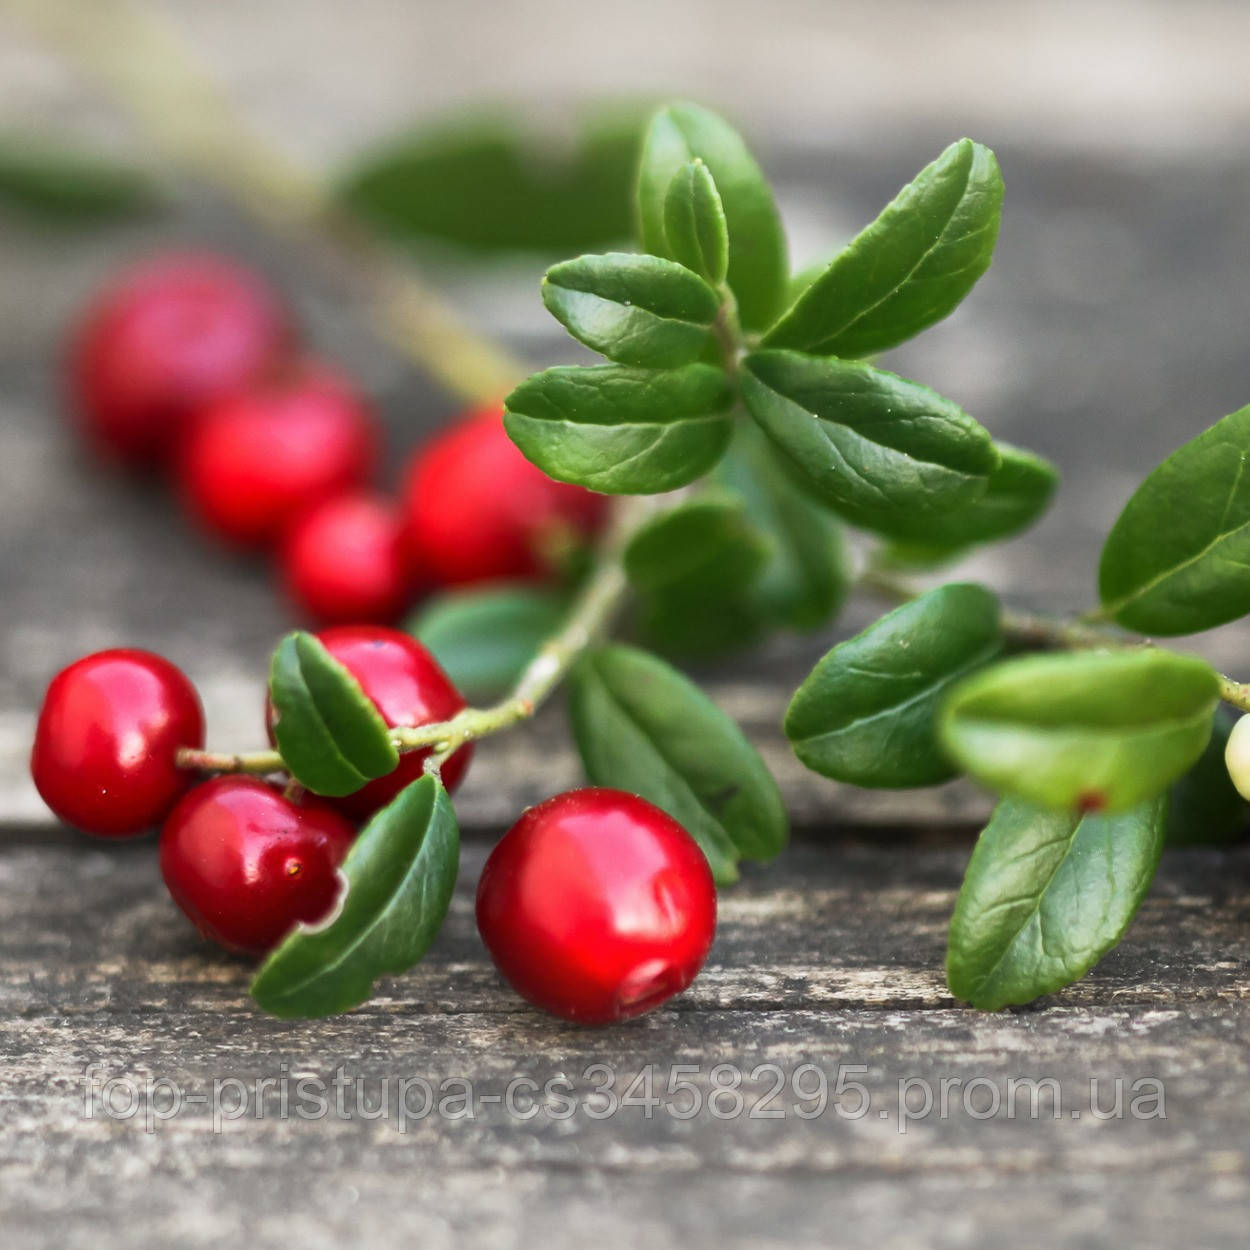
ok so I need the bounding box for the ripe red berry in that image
[31,649,204,837]
[178,362,377,547]
[402,406,609,586]
[70,253,291,465]
[281,492,416,625]
[160,776,356,955]
[267,626,472,819]
[476,789,717,1024]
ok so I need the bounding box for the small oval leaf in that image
[568,644,789,884]
[715,423,850,631]
[741,349,999,536]
[940,649,1219,812]
[0,136,164,222]
[409,584,567,702]
[504,363,734,494]
[636,102,787,330]
[624,492,769,594]
[786,583,1003,787]
[881,441,1059,563]
[1099,404,1250,635]
[251,776,459,1018]
[542,252,721,367]
[663,159,729,286]
[269,631,399,796]
[764,139,1002,357]
[947,795,1165,1010]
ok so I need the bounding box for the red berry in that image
[178,361,377,547]
[160,776,356,955]
[70,253,290,465]
[31,649,204,837]
[281,492,416,625]
[476,789,716,1024]
[267,626,472,819]
[402,406,608,586]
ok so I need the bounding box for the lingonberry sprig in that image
[20,1,1250,1022]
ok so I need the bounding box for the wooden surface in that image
[4,38,1250,1249]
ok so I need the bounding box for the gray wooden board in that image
[3,144,1250,1246]
[1,832,1248,1249]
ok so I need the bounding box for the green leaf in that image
[542,252,721,367]
[636,102,787,331]
[741,349,998,536]
[940,650,1218,812]
[337,109,642,255]
[663,159,729,285]
[786,583,1002,787]
[1166,708,1249,845]
[568,644,788,884]
[715,423,850,630]
[251,777,459,1018]
[624,492,769,594]
[881,442,1059,563]
[1099,404,1250,635]
[409,585,567,702]
[0,136,163,222]
[504,362,734,494]
[947,795,1165,1010]
[636,590,768,659]
[268,631,399,796]
[764,139,1002,357]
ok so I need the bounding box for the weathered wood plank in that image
[1,834,1248,1248]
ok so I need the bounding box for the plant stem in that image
[176,497,652,778]
[4,0,523,405]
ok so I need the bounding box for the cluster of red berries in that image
[69,252,609,621]
[30,253,717,1024]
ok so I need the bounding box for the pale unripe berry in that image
[1224,714,1250,801]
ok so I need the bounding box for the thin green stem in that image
[176,498,655,779]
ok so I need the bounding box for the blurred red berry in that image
[282,492,415,625]
[178,361,376,547]
[69,253,291,465]
[266,625,472,819]
[476,788,717,1024]
[31,649,204,837]
[402,406,608,586]
[160,776,356,955]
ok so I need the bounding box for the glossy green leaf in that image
[636,589,768,659]
[940,650,1218,812]
[542,252,720,367]
[0,136,163,222]
[568,644,788,884]
[636,102,787,330]
[624,492,769,593]
[741,349,998,536]
[715,423,850,630]
[503,362,734,494]
[663,159,729,285]
[1166,708,1249,845]
[1099,404,1250,635]
[409,585,567,701]
[947,795,1165,1010]
[764,139,1002,358]
[786,583,1002,787]
[337,110,642,254]
[881,442,1059,563]
[268,632,399,796]
[251,777,459,1018]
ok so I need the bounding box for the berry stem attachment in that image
[4,0,523,405]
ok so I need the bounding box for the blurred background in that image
[4,0,1250,823]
